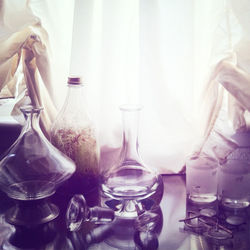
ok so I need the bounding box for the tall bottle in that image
[50,77,100,206]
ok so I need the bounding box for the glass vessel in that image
[50,77,99,205]
[66,194,114,232]
[101,104,163,217]
[0,106,75,200]
[218,159,250,209]
[0,106,75,225]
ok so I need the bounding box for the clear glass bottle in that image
[50,77,100,205]
[101,104,163,217]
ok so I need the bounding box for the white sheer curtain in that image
[1,0,248,173]
[69,0,227,173]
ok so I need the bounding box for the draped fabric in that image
[0,0,73,135]
[0,0,249,173]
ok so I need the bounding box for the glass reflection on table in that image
[69,206,163,250]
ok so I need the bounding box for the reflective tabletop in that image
[0,175,249,249]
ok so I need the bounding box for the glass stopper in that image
[66,194,114,232]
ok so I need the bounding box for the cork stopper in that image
[68,77,82,85]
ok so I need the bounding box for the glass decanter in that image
[0,106,75,225]
[101,104,163,217]
[50,77,99,205]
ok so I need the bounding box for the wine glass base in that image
[220,198,249,209]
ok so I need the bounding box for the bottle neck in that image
[21,107,42,133]
[120,106,142,165]
[63,84,88,114]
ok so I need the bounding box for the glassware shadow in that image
[2,221,61,250]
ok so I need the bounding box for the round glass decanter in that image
[101,105,163,217]
[0,106,76,201]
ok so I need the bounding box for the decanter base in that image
[5,199,59,227]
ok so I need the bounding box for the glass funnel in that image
[0,106,76,201]
[101,105,163,217]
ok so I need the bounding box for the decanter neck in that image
[21,106,42,132]
[120,105,142,164]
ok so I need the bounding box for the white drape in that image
[1,0,249,173]
[0,0,74,134]
[69,0,233,173]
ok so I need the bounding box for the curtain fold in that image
[198,0,250,162]
[0,0,74,136]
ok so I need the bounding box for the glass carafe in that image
[0,106,76,226]
[0,106,75,200]
[50,77,100,205]
[101,104,163,217]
